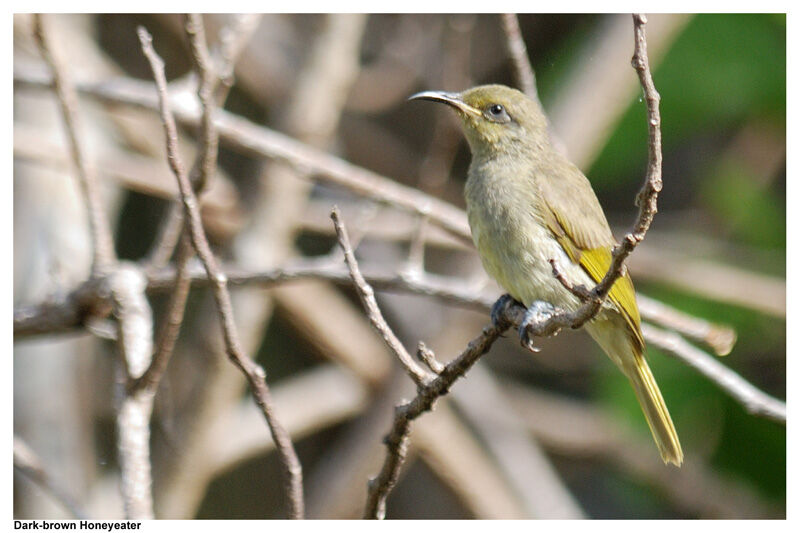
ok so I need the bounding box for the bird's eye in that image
[484,103,511,123]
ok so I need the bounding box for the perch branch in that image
[330,210,514,518]
[521,13,663,344]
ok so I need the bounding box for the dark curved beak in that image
[408,90,481,117]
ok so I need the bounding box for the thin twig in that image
[132,236,193,394]
[32,14,116,275]
[136,25,304,519]
[331,206,431,387]
[145,14,221,269]
[416,342,444,375]
[184,13,219,192]
[500,14,538,101]
[136,15,222,389]
[363,316,511,518]
[330,211,515,518]
[333,208,510,518]
[521,13,663,342]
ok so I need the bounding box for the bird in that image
[410,84,683,466]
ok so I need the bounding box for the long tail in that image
[587,321,683,466]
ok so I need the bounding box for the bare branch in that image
[331,209,512,518]
[331,206,432,387]
[363,317,510,518]
[136,25,304,519]
[131,236,193,394]
[110,265,155,519]
[214,14,263,104]
[518,13,664,344]
[637,294,736,356]
[13,63,474,246]
[405,213,429,277]
[500,14,538,101]
[642,323,785,423]
[32,14,116,275]
[145,14,221,269]
[416,342,444,375]
[19,254,782,427]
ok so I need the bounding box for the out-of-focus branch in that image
[548,14,689,168]
[109,265,155,519]
[504,383,781,518]
[14,437,88,520]
[214,14,263,102]
[17,250,783,427]
[500,14,537,101]
[31,14,116,275]
[136,25,304,519]
[642,323,785,423]
[637,294,736,356]
[13,63,473,245]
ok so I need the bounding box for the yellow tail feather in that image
[623,351,683,466]
[586,320,683,466]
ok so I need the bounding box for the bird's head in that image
[409,84,550,156]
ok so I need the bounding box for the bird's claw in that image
[491,294,522,329]
[519,300,557,352]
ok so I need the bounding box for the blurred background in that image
[13,13,785,519]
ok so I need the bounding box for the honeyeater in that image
[410,84,682,466]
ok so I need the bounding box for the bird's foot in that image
[519,300,557,352]
[490,294,524,329]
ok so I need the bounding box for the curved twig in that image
[137,26,304,519]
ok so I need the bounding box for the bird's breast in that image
[465,167,593,311]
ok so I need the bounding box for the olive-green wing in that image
[543,197,645,351]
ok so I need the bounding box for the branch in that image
[330,208,513,518]
[19,254,782,426]
[214,14,263,103]
[110,265,155,519]
[363,317,510,518]
[13,62,474,246]
[136,26,304,519]
[331,206,432,387]
[642,323,785,423]
[31,14,116,275]
[520,13,663,344]
[131,236,193,394]
[500,14,538,101]
[637,294,736,356]
[135,14,223,392]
